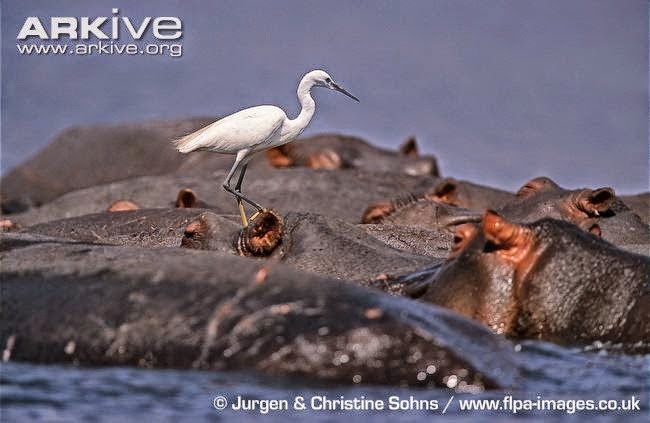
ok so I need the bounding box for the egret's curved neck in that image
[288,77,316,135]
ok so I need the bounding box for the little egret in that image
[173,69,359,227]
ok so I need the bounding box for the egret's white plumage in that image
[172,69,358,226]
[173,105,286,154]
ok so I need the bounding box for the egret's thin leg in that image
[234,164,248,191]
[222,151,264,213]
[234,164,249,227]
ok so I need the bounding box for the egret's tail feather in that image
[172,124,213,153]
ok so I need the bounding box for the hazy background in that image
[2,0,648,193]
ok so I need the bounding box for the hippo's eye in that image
[450,234,466,256]
[449,224,477,258]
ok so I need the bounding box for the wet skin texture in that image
[423,213,650,352]
[0,235,518,390]
[181,210,436,282]
[1,121,437,214]
[8,169,437,227]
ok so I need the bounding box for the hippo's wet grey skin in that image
[425,178,515,211]
[0,120,436,215]
[19,209,223,248]
[265,134,440,177]
[497,176,650,245]
[0,118,219,212]
[360,224,454,258]
[362,196,482,230]
[10,169,436,227]
[0,240,518,390]
[621,192,650,225]
[182,211,436,282]
[423,212,650,352]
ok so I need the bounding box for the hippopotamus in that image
[361,196,482,229]
[265,135,439,177]
[9,169,436,227]
[182,210,436,282]
[0,118,218,212]
[0,234,518,390]
[422,211,650,352]
[19,209,213,248]
[497,177,650,245]
[18,208,437,282]
[424,178,515,211]
[1,116,439,214]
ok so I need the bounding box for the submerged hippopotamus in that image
[0,234,518,390]
[1,116,439,214]
[20,208,212,248]
[424,178,515,211]
[0,118,217,212]
[19,208,438,282]
[182,210,437,282]
[265,135,439,177]
[9,169,436,227]
[497,177,650,245]
[422,211,650,352]
[361,196,482,229]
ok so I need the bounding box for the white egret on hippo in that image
[173,69,359,226]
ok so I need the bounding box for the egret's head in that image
[306,69,359,102]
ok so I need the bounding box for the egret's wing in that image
[173,106,285,154]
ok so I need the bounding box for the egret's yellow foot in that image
[249,209,264,222]
[237,199,249,227]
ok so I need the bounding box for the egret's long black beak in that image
[331,82,360,102]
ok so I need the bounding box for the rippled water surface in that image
[2,341,648,422]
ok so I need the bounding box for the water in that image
[2,341,648,422]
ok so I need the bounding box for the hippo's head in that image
[498,177,648,245]
[425,210,650,346]
[424,212,535,334]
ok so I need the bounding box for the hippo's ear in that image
[307,149,342,170]
[266,145,294,168]
[482,210,533,259]
[176,188,197,208]
[450,223,478,258]
[430,178,458,205]
[237,210,283,256]
[575,187,615,216]
[361,201,395,224]
[516,176,559,198]
[399,136,419,157]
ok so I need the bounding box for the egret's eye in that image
[325,77,332,84]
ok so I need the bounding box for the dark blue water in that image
[2,341,648,422]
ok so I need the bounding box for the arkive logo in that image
[17,8,182,40]
[15,8,183,57]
